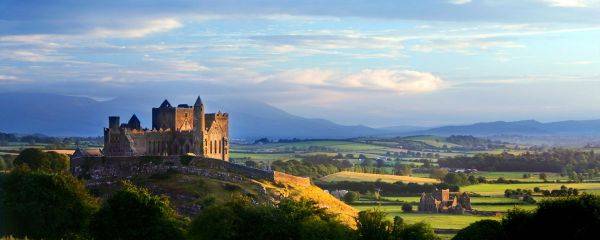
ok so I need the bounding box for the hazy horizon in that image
[1,1,599,127]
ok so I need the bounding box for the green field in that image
[403,135,461,148]
[472,171,568,182]
[354,205,500,230]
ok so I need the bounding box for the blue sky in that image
[1,0,599,127]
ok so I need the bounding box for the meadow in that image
[320,171,439,184]
[353,205,501,230]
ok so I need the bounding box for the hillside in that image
[78,156,359,227]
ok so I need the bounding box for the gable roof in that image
[160,99,172,108]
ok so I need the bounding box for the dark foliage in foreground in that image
[13,148,69,172]
[453,194,600,240]
[89,181,187,240]
[188,197,354,240]
[0,169,98,239]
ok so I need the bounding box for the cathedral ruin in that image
[103,96,229,161]
[418,189,471,213]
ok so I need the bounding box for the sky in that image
[1,0,600,127]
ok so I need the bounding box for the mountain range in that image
[2,92,600,139]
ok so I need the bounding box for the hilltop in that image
[75,156,358,227]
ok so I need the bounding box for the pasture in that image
[353,205,500,230]
[320,171,439,184]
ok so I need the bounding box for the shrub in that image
[89,181,186,240]
[0,170,98,239]
[401,203,413,212]
[343,191,360,203]
[13,148,69,172]
[453,220,504,240]
[179,155,193,166]
[189,198,353,240]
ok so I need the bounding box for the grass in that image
[320,171,440,184]
[472,171,567,182]
[472,204,537,212]
[403,135,461,148]
[354,205,500,230]
[469,197,522,204]
[462,182,600,196]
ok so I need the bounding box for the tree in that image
[13,148,69,172]
[401,203,413,212]
[188,197,352,240]
[395,164,412,176]
[429,168,448,180]
[0,170,98,239]
[356,209,391,240]
[0,156,6,170]
[356,209,439,240]
[89,181,186,240]
[443,172,468,186]
[397,222,439,240]
[458,194,600,240]
[343,191,360,204]
[453,220,504,240]
[539,173,548,182]
[244,160,258,168]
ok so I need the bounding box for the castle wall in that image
[72,156,274,183]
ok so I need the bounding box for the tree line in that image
[439,149,600,173]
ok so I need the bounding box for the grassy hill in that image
[113,170,358,227]
[320,171,439,184]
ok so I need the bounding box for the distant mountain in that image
[0,92,386,139]
[410,119,600,136]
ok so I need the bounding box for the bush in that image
[0,170,98,239]
[453,220,504,240]
[13,148,69,172]
[179,155,193,166]
[401,203,413,212]
[458,194,600,240]
[343,191,360,203]
[356,209,439,240]
[188,197,353,240]
[89,181,186,240]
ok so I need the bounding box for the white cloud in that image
[342,69,445,94]
[268,69,445,94]
[410,39,524,54]
[170,60,209,72]
[539,0,600,7]
[0,75,17,81]
[448,0,472,5]
[90,18,182,38]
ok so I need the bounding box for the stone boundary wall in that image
[71,156,276,183]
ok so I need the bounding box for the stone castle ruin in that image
[103,96,229,161]
[419,189,472,213]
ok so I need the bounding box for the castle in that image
[103,96,229,161]
[418,189,471,213]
